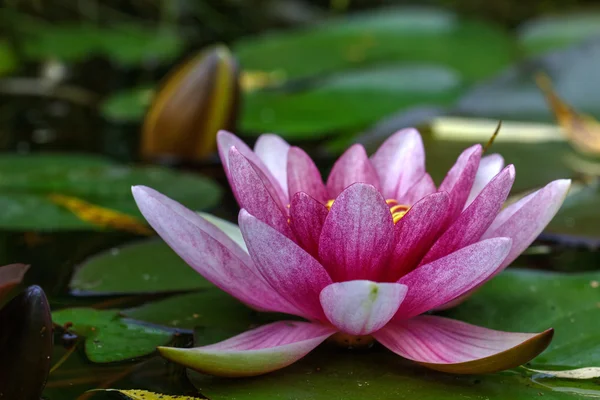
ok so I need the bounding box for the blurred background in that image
[2,1,600,398]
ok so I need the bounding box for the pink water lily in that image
[132,128,569,377]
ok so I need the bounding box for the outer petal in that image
[370,128,425,200]
[483,179,571,271]
[217,130,288,205]
[398,173,437,205]
[421,165,515,265]
[375,315,553,374]
[319,183,394,282]
[326,144,381,198]
[254,134,290,195]
[132,186,299,315]
[320,280,407,335]
[197,212,246,252]
[287,147,328,203]
[159,321,335,377]
[229,147,294,238]
[385,192,449,281]
[438,145,482,223]
[396,237,512,319]
[465,154,504,208]
[289,192,328,258]
[239,210,332,321]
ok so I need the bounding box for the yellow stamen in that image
[325,199,336,210]
[320,198,410,224]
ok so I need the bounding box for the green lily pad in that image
[70,239,212,295]
[234,7,514,83]
[443,269,600,368]
[241,64,462,138]
[0,39,17,76]
[456,37,600,122]
[123,290,257,330]
[518,13,600,56]
[190,349,588,399]
[52,308,173,363]
[0,153,221,231]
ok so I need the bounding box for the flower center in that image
[328,332,375,348]
[324,198,409,224]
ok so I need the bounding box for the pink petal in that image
[132,186,299,315]
[398,173,437,205]
[370,128,426,200]
[239,210,332,321]
[254,134,290,195]
[287,147,328,203]
[483,179,571,271]
[159,321,335,377]
[465,154,504,208]
[385,192,450,281]
[319,183,394,282]
[374,315,553,374]
[326,144,381,199]
[395,237,512,319]
[438,145,482,223]
[229,147,294,238]
[289,192,328,258]
[0,264,30,301]
[421,165,515,265]
[320,280,407,335]
[217,130,288,205]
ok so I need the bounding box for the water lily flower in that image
[132,128,569,377]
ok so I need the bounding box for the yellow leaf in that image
[95,389,202,399]
[48,194,153,236]
[536,72,600,155]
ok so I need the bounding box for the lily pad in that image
[0,39,17,76]
[123,291,256,330]
[190,349,585,399]
[0,286,52,400]
[70,239,212,295]
[0,153,221,231]
[52,308,173,363]
[101,87,153,123]
[443,269,600,368]
[241,64,462,138]
[456,37,600,122]
[518,13,600,56]
[234,7,514,83]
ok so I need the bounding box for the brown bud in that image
[142,45,240,161]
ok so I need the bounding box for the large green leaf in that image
[456,37,600,122]
[518,13,600,56]
[189,269,600,399]
[241,64,462,138]
[123,290,257,330]
[0,153,221,231]
[70,239,212,295]
[52,308,173,363]
[234,7,514,83]
[189,349,588,400]
[443,269,600,368]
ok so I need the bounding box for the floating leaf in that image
[518,13,600,56]
[0,154,221,231]
[101,87,154,123]
[52,308,173,363]
[97,389,202,399]
[70,239,212,295]
[525,367,600,380]
[123,290,256,330]
[241,64,462,138]
[0,286,52,400]
[234,7,514,83]
[0,38,17,76]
